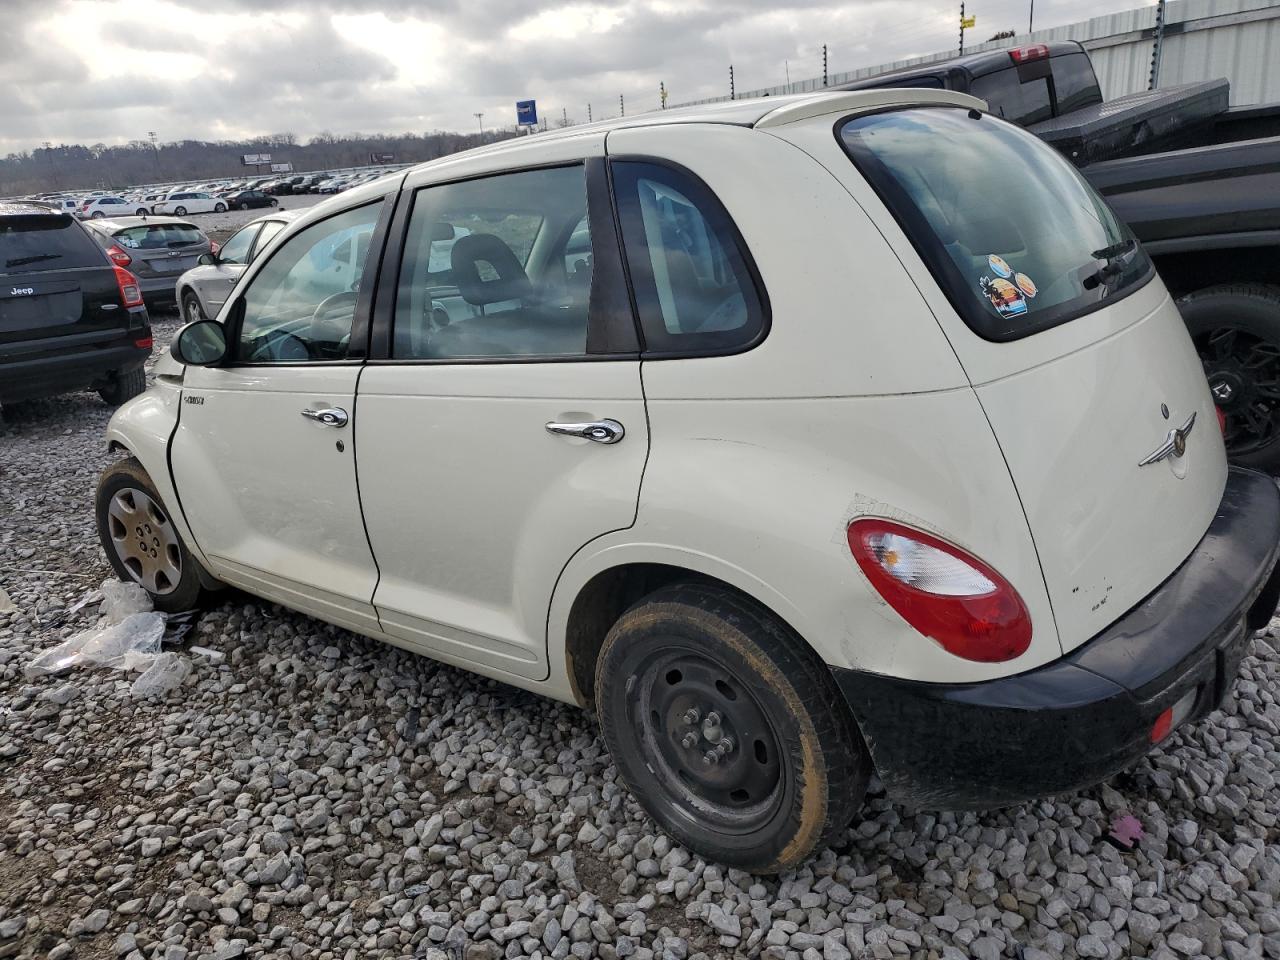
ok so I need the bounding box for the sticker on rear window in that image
[1015,272,1038,298]
[980,276,1027,318]
[987,254,1012,279]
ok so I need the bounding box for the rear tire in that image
[1179,284,1280,473]
[595,583,870,873]
[90,211,105,219]
[174,206,187,216]
[214,202,226,213]
[97,366,146,406]
[96,458,206,613]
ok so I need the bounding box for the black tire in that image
[95,458,206,613]
[135,207,148,216]
[1179,283,1280,473]
[214,202,226,213]
[174,206,187,216]
[269,199,279,207]
[595,583,869,873]
[97,366,146,406]
[181,290,207,324]
[90,210,105,219]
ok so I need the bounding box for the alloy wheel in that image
[1197,325,1280,455]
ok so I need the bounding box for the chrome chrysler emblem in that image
[1139,411,1196,466]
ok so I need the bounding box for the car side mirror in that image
[197,253,217,266]
[171,320,228,366]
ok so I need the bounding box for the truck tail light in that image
[1215,406,1226,435]
[1008,44,1050,63]
[847,519,1032,662]
[114,266,144,308]
[1151,688,1198,743]
[106,244,132,267]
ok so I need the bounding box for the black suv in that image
[1,202,152,406]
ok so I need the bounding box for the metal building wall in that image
[673,0,1280,109]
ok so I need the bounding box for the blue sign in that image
[516,100,538,126]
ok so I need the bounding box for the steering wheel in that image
[312,291,359,327]
[249,329,310,362]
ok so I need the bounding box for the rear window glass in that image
[114,223,204,249]
[1,215,105,275]
[970,68,1052,125]
[838,107,1151,341]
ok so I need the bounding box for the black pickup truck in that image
[841,42,1280,471]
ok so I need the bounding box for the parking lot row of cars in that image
[19,167,400,221]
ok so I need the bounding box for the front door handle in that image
[545,418,625,444]
[301,406,349,428]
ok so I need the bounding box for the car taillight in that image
[114,266,143,308]
[1216,406,1226,434]
[133,335,153,349]
[107,244,132,267]
[847,519,1032,662]
[1009,44,1050,63]
[209,241,220,256]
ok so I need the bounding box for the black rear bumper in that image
[834,466,1280,810]
[0,330,151,403]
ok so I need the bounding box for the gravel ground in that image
[3,320,1280,960]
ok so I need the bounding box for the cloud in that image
[3,0,1153,156]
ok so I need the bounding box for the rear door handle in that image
[545,418,625,444]
[301,406,349,428]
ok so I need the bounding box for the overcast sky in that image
[4,0,1150,155]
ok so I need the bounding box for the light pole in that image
[474,112,484,137]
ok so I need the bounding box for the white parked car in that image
[97,89,1280,872]
[150,191,227,216]
[76,195,132,219]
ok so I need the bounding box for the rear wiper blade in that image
[1090,239,1135,262]
[5,253,63,267]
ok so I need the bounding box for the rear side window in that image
[114,223,204,249]
[1051,52,1103,113]
[838,107,1151,341]
[970,67,1052,125]
[1,215,106,275]
[612,161,767,356]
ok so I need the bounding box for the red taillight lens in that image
[1216,406,1226,435]
[209,241,220,256]
[133,336,153,349]
[1009,43,1050,63]
[847,519,1032,662]
[114,266,143,308]
[107,244,132,267]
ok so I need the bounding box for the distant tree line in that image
[0,129,522,197]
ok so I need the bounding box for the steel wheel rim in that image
[1197,325,1280,454]
[627,647,785,834]
[183,295,203,323]
[106,487,181,595]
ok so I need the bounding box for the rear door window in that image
[838,107,1151,341]
[970,67,1052,125]
[1,214,106,275]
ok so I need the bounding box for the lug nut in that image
[682,708,700,724]
[681,732,698,748]
[702,750,719,766]
[718,736,735,755]
[704,711,721,726]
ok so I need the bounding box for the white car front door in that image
[170,199,390,635]
[355,148,649,680]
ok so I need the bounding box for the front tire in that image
[96,458,205,612]
[1180,284,1280,473]
[97,366,146,406]
[181,290,207,324]
[135,207,148,216]
[595,583,870,873]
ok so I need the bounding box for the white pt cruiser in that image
[98,89,1280,873]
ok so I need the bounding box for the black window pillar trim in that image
[585,156,643,355]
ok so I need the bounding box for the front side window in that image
[253,220,286,260]
[393,165,592,360]
[236,202,381,362]
[613,161,766,355]
[838,107,1151,341]
[217,224,260,265]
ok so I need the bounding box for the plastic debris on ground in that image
[0,586,16,614]
[23,578,198,697]
[1106,812,1145,850]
